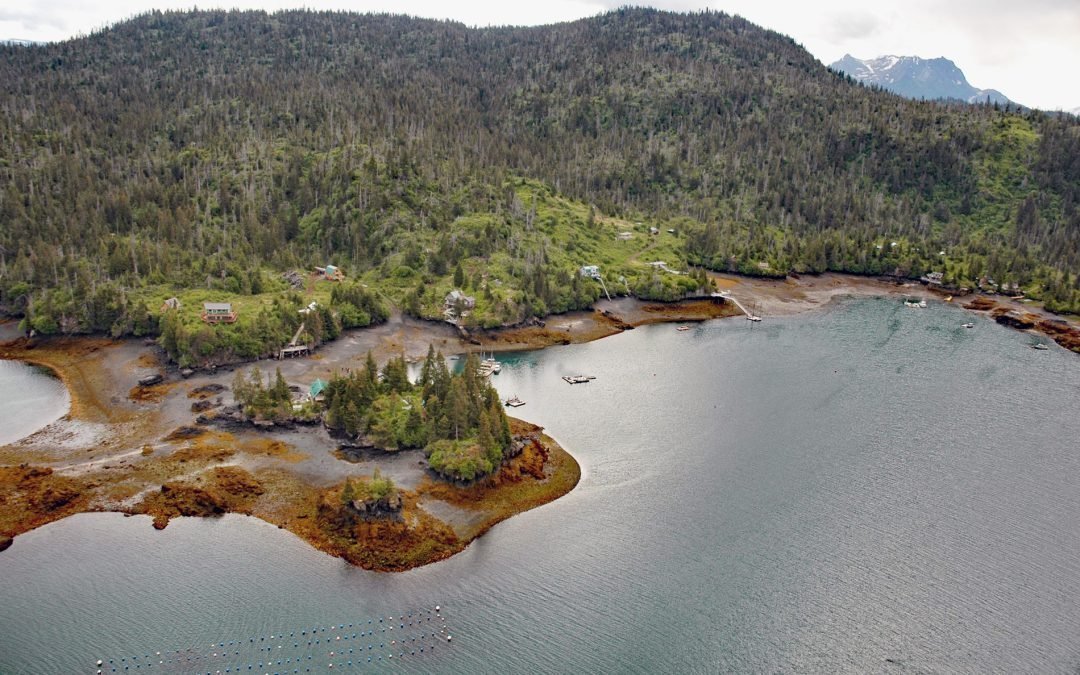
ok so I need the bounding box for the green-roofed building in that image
[309,379,328,400]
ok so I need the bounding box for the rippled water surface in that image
[0,360,69,446]
[2,298,1080,673]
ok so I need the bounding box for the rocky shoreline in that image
[1,274,1076,567]
[0,332,582,570]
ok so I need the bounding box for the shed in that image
[315,265,344,281]
[309,379,328,400]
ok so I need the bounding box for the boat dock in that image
[279,344,310,358]
[562,375,596,384]
[279,321,311,358]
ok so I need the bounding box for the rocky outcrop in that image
[190,399,216,413]
[348,494,403,517]
[992,308,1037,330]
[0,535,12,552]
[1037,319,1080,353]
[188,383,227,398]
[964,296,997,311]
[598,309,634,331]
[506,430,542,460]
[136,467,264,528]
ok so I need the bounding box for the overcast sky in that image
[3,1,1078,111]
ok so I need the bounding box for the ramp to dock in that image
[716,292,761,321]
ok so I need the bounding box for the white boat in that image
[904,299,927,308]
[962,322,974,329]
[1032,343,1049,350]
[504,395,525,407]
[676,325,691,332]
[474,350,501,376]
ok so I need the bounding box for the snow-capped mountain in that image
[830,54,1016,107]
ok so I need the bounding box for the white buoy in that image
[435,605,440,612]
[447,635,452,642]
[97,660,104,666]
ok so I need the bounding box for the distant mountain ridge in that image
[1,7,1079,329]
[831,54,1016,107]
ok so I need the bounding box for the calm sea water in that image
[0,360,69,446]
[2,298,1080,673]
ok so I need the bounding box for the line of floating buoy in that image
[94,604,451,672]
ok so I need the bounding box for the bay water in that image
[0,360,69,447]
[2,298,1079,673]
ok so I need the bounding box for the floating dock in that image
[505,395,525,407]
[562,375,596,384]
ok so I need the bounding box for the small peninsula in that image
[0,295,739,571]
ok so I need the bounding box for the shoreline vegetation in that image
[0,272,1077,572]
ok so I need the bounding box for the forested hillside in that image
[1,7,1078,358]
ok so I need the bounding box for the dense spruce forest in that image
[1,8,1078,363]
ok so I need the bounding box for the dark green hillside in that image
[1,7,1077,358]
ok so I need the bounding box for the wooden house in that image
[579,265,601,279]
[444,289,475,310]
[201,302,237,324]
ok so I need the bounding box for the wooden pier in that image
[279,321,311,358]
[711,292,761,321]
